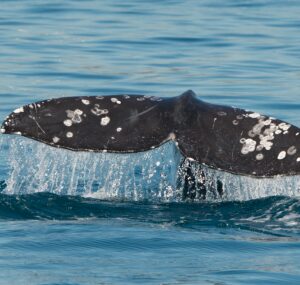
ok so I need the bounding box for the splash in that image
[179,160,300,201]
[3,136,182,201]
[1,135,300,201]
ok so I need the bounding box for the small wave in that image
[0,193,300,236]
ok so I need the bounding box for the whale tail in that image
[2,90,300,177]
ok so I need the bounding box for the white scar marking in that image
[91,104,108,116]
[240,138,256,154]
[212,118,217,129]
[29,115,46,134]
[168,132,176,140]
[81,99,90,105]
[66,109,83,124]
[297,157,300,162]
[263,119,271,126]
[296,132,299,136]
[278,123,291,131]
[101,116,110,126]
[64,119,72,127]
[52,137,60,143]
[111,98,121,104]
[127,105,157,120]
[116,127,122,132]
[277,151,286,160]
[66,132,73,138]
[248,112,260,118]
[13,107,24,114]
[256,145,264,151]
[217,111,227,116]
[256,153,264,160]
[287,146,297,155]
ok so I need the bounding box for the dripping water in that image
[1,135,300,201]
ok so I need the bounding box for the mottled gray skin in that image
[2,90,300,177]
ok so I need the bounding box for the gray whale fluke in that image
[2,90,300,178]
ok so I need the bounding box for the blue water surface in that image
[1,1,300,284]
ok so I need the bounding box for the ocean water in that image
[1,0,300,284]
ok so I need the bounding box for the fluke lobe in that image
[2,90,300,178]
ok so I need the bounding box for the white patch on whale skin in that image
[75,109,83,115]
[0,128,5,134]
[168,132,176,140]
[81,99,90,105]
[240,138,256,154]
[287,146,297,156]
[297,157,300,162]
[263,119,272,126]
[116,127,122,132]
[248,112,260,118]
[66,132,73,138]
[256,144,264,151]
[187,157,195,162]
[101,116,110,126]
[277,151,286,160]
[52,136,60,143]
[111,98,121,104]
[63,119,72,127]
[13,107,24,114]
[217,111,227,116]
[256,153,264,160]
[66,109,83,124]
[150,96,162,102]
[278,123,291,131]
[91,104,108,116]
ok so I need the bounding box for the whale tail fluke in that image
[2,91,300,177]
